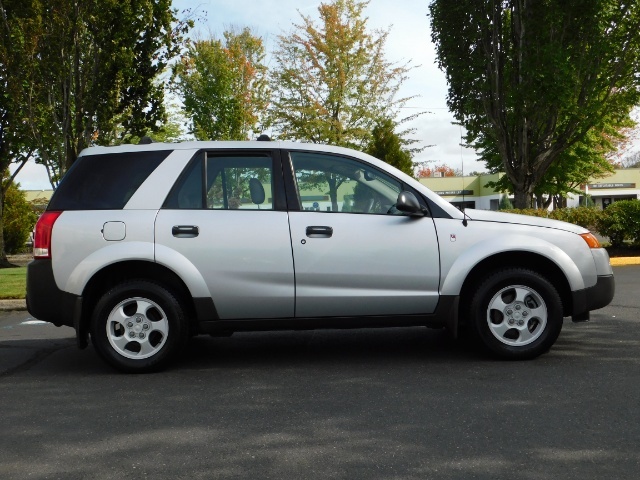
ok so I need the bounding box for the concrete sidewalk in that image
[0,299,27,312]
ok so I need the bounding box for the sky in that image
[11,0,639,190]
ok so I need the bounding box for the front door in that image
[286,151,441,318]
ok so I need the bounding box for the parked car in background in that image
[26,140,614,372]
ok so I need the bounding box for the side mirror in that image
[395,191,425,216]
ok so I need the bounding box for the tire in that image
[469,268,563,359]
[90,280,189,373]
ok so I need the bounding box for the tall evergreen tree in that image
[366,118,415,177]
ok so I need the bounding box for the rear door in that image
[284,150,441,318]
[155,150,295,319]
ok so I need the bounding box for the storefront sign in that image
[588,183,636,189]
[434,189,474,196]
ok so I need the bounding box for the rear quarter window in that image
[47,150,171,210]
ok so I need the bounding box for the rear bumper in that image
[26,259,80,329]
[571,274,615,321]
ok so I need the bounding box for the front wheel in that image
[90,280,189,373]
[470,268,563,359]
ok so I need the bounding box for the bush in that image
[498,195,513,210]
[596,200,640,247]
[500,206,602,229]
[500,208,551,218]
[549,207,602,230]
[3,182,38,254]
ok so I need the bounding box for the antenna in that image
[460,125,469,227]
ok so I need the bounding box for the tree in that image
[366,118,415,176]
[429,0,640,208]
[483,118,622,208]
[268,0,417,150]
[2,172,37,256]
[622,151,640,169]
[416,163,460,178]
[498,195,514,210]
[172,28,269,141]
[24,0,188,187]
[0,0,40,267]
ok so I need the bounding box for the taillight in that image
[33,211,63,259]
[580,232,601,249]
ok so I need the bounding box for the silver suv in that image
[26,141,615,372]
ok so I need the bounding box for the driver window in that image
[290,152,402,214]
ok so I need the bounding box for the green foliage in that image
[500,203,640,247]
[498,195,513,210]
[18,0,189,186]
[580,195,596,208]
[550,207,602,230]
[268,0,418,150]
[122,108,188,145]
[0,0,40,265]
[596,200,640,247]
[429,0,640,208]
[484,113,624,209]
[2,179,37,254]
[366,118,414,176]
[501,206,602,230]
[172,28,268,140]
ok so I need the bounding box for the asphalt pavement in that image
[0,266,639,480]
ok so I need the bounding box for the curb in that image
[0,299,27,312]
[609,257,640,266]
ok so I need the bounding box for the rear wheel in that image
[470,268,563,359]
[90,280,189,373]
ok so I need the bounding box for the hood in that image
[464,209,588,234]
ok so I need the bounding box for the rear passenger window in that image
[48,150,170,210]
[164,154,274,210]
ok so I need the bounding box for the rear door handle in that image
[306,226,333,238]
[172,225,199,238]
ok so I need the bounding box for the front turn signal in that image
[580,232,601,249]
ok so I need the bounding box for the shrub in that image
[3,182,38,254]
[596,200,640,247]
[501,207,603,231]
[500,208,550,218]
[498,195,513,210]
[549,207,602,230]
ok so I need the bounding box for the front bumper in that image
[571,274,615,321]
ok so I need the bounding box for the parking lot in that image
[1,266,639,479]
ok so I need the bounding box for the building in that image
[420,169,640,210]
[23,190,54,212]
[419,172,504,210]
[571,168,640,209]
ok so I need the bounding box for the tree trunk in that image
[513,188,532,209]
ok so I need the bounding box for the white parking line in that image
[20,320,48,325]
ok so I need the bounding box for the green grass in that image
[0,267,27,299]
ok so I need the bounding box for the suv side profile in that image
[26,141,615,372]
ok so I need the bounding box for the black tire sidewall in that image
[90,280,188,373]
[470,268,563,359]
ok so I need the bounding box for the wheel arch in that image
[458,252,573,323]
[80,260,199,334]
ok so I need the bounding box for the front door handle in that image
[306,226,333,238]
[172,225,199,238]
